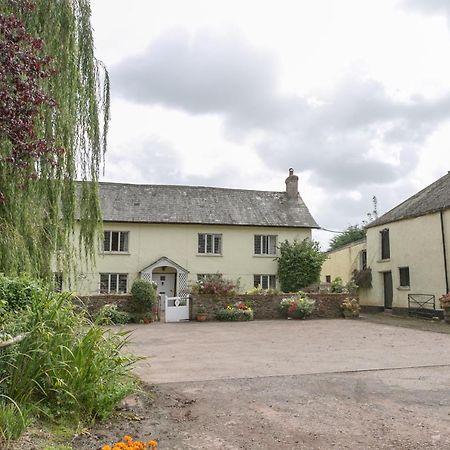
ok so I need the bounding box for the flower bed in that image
[191,293,351,320]
[216,302,254,321]
[278,292,315,319]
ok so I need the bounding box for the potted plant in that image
[195,306,208,321]
[340,297,360,319]
[439,293,450,323]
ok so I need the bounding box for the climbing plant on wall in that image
[0,0,109,278]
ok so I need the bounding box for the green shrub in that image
[277,239,327,292]
[279,292,315,319]
[0,273,43,314]
[330,277,345,293]
[95,303,130,325]
[0,275,136,442]
[130,279,156,315]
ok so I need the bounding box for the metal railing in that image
[407,294,436,318]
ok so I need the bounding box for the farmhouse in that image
[360,171,450,315]
[72,169,319,298]
[322,171,450,315]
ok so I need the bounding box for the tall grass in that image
[0,277,137,442]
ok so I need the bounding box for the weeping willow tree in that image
[0,0,109,279]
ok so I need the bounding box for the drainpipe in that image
[440,209,449,293]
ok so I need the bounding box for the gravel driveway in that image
[125,319,450,383]
[75,319,450,449]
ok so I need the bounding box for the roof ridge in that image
[96,180,284,195]
[367,171,450,228]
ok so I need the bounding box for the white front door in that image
[153,273,176,299]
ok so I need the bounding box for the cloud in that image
[112,29,287,127]
[111,27,450,195]
[402,0,450,19]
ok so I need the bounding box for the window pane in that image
[269,275,276,289]
[111,232,119,251]
[254,236,261,254]
[103,231,110,251]
[100,274,109,293]
[206,234,213,253]
[120,232,129,252]
[118,274,128,293]
[381,229,390,259]
[110,274,118,292]
[198,234,205,253]
[213,235,221,254]
[361,250,367,270]
[269,236,277,255]
[399,267,410,287]
[262,235,268,254]
[261,275,269,289]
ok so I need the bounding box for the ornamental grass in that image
[0,275,137,442]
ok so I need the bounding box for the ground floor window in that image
[100,273,128,293]
[254,274,276,289]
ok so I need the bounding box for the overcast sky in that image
[91,0,450,247]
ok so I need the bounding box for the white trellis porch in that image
[140,256,190,322]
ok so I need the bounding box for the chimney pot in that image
[285,168,299,199]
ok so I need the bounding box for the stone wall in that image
[75,294,161,321]
[190,293,352,320]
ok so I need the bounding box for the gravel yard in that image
[47,318,450,449]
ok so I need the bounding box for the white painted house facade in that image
[360,172,450,315]
[73,170,319,300]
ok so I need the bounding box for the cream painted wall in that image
[359,210,450,310]
[320,240,366,284]
[72,223,311,295]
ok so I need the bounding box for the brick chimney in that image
[285,168,299,199]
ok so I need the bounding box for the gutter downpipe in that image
[440,209,449,293]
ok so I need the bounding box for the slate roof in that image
[367,171,450,228]
[97,182,319,228]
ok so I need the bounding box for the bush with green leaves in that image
[277,239,327,292]
[0,275,136,442]
[329,225,366,250]
[130,279,157,316]
[279,292,315,319]
[0,273,43,314]
[95,303,130,325]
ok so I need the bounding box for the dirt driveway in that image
[75,319,450,449]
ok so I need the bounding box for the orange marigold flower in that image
[124,435,133,441]
[148,440,158,447]
[102,446,112,450]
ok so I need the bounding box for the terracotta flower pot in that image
[196,313,207,322]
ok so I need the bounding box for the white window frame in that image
[254,274,276,289]
[100,273,128,294]
[103,231,129,253]
[198,233,222,255]
[254,235,277,255]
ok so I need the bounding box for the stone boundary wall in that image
[190,293,353,321]
[74,294,134,316]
